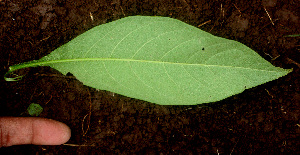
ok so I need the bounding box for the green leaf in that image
[5,16,292,105]
[27,103,43,116]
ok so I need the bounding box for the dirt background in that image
[0,0,299,154]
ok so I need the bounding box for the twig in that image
[233,4,242,17]
[63,143,95,147]
[44,95,52,105]
[40,35,51,41]
[89,12,94,22]
[82,89,92,136]
[220,4,225,21]
[120,6,125,16]
[265,89,274,98]
[197,20,211,27]
[264,7,274,25]
[286,57,300,68]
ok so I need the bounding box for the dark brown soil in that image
[1,0,299,154]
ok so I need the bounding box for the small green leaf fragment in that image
[284,34,300,37]
[27,103,43,116]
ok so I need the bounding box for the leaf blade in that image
[5,16,292,105]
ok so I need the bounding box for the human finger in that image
[0,117,71,147]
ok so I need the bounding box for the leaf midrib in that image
[10,58,284,73]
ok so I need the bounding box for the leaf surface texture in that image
[7,16,291,105]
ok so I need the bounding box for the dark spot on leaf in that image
[202,47,205,50]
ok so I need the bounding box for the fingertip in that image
[32,118,71,145]
[0,117,71,147]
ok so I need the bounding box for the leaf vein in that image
[128,61,167,100]
[159,38,198,61]
[131,29,188,59]
[109,21,157,58]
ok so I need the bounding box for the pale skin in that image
[0,117,71,147]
